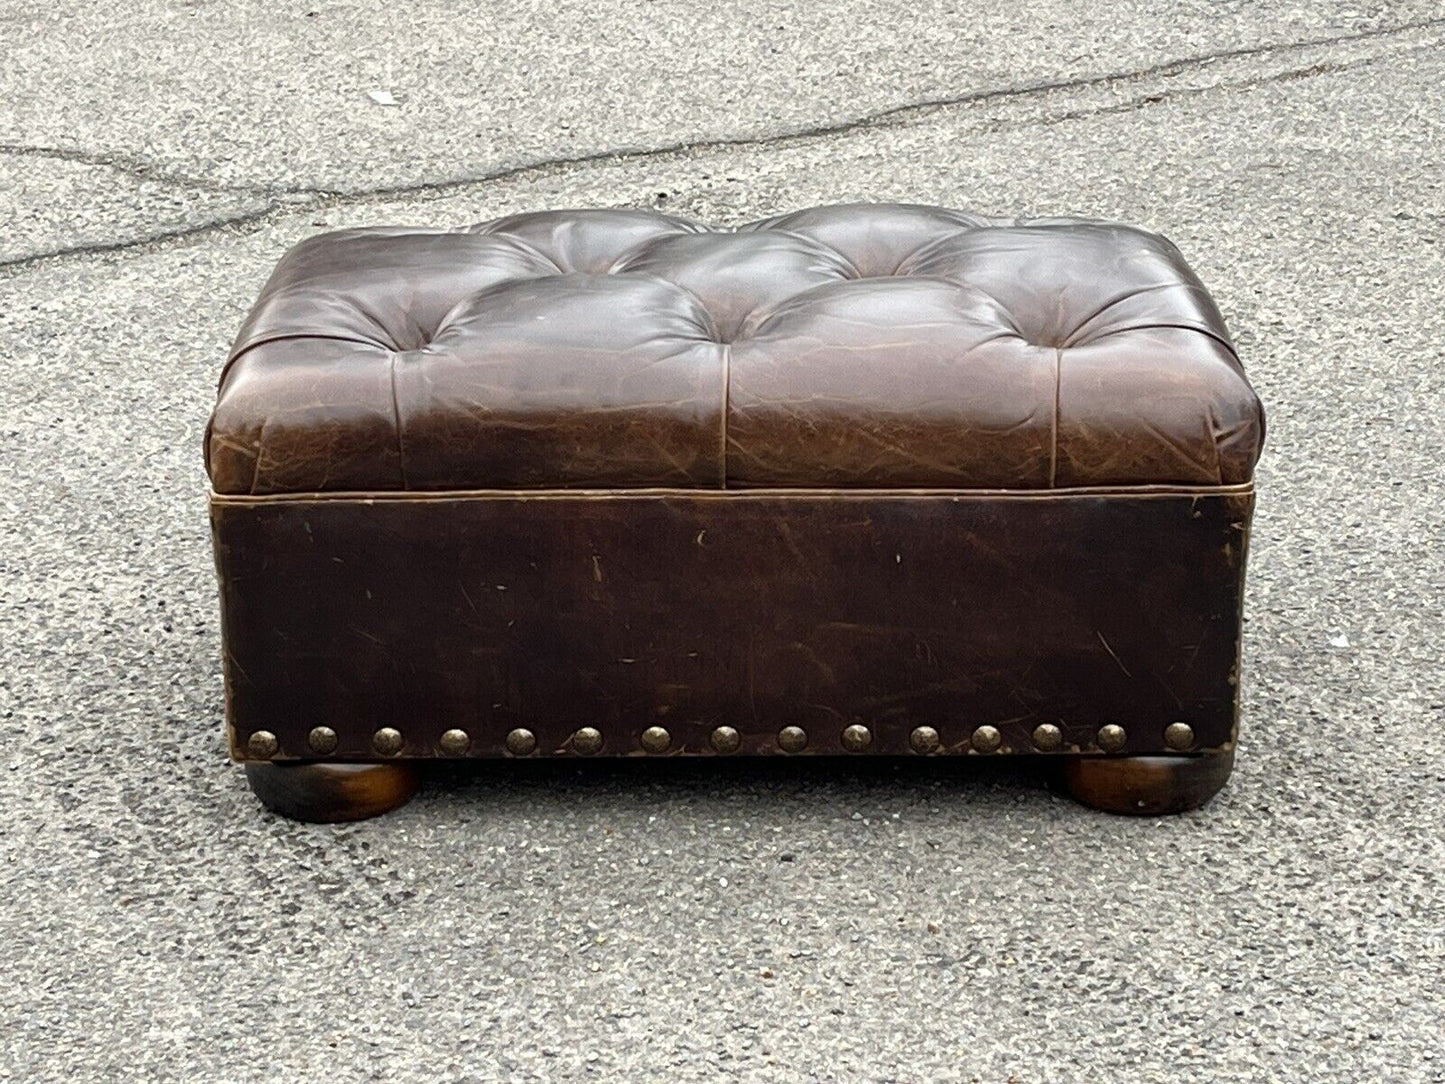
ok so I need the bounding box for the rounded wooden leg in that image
[245,762,420,823]
[1057,749,1234,815]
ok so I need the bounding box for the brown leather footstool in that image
[207,203,1265,821]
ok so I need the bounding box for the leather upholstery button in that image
[909,726,941,755]
[505,728,537,756]
[777,726,808,754]
[1164,722,1196,751]
[1031,723,1064,752]
[1096,724,1128,753]
[372,728,404,756]
[971,725,1002,754]
[709,726,741,754]
[571,727,604,756]
[439,729,471,756]
[640,726,672,754]
[307,726,339,754]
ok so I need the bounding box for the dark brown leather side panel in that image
[213,489,1252,761]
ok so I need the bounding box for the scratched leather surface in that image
[213,490,1252,760]
[207,204,1265,494]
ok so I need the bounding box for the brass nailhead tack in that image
[971,725,1002,754]
[307,726,338,755]
[640,726,672,754]
[505,728,537,756]
[841,724,873,752]
[572,727,604,756]
[1164,721,1195,751]
[909,726,940,755]
[1096,723,1128,753]
[439,729,471,756]
[372,727,404,756]
[247,730,279,759]
[1031,723,1063,752]
[778,726,808,753]
[710,726,741,754]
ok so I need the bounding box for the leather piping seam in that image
[211,482,1255,505]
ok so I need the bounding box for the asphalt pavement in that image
[1,4,1442,1081]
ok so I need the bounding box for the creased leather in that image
[207,203,1265,495]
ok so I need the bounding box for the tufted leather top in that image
[207,204,1264,495]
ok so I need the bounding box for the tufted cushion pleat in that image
[727,278,1058,488]
[395,275,725,489]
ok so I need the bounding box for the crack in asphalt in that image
[3,15,1441,277]
[976,47,1428,139]
[0,140,282,196]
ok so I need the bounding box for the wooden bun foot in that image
[245,762,420,823]
[1058,749,1234,815]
